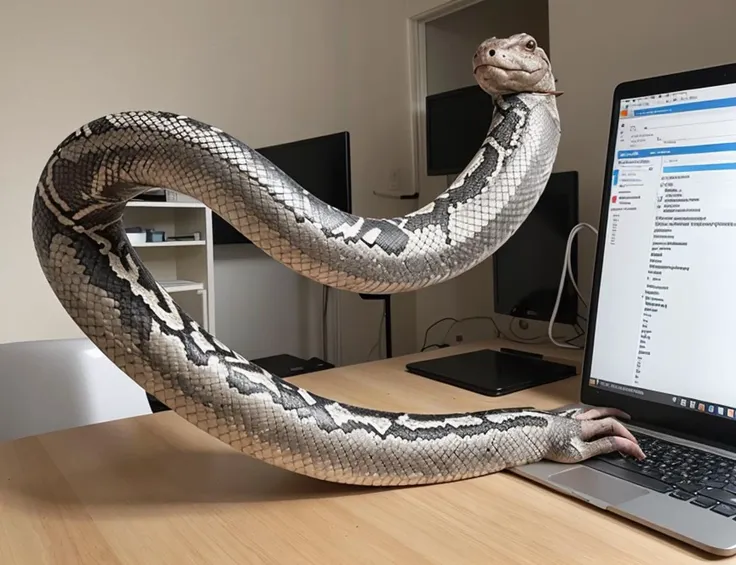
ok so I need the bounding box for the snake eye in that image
[525,39,536,51]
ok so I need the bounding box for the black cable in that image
[321,286,329,360]
[564,332,585,347]
[439,316,503,345]
[420,317,458,351]
[421,313,576,353]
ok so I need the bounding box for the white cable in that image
[548,222,598,349]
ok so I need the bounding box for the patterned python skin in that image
[31,33,644,486]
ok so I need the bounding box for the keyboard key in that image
[712,504,736,517]
[675,482,701,493]
[642,469,664,479]
[662,474,687,484]
[698,488,736,506]
[669,490,694,501]
[704,480,727,489]
[603,456,645,472]
[691,496,716,508]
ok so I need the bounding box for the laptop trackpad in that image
[549,467,650,507]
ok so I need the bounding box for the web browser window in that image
[589,84,736,421]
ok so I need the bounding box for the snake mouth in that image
[473,63,548,93]
[473,63,544,77]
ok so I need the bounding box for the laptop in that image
[509,61,736,556]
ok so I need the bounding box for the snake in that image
[31,33,644,487]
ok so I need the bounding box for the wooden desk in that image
[0,339,716,564]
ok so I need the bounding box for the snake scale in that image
[31,33,644,487]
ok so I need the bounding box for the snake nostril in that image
[488,49,495,57]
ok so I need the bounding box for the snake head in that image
[472,33,559,96]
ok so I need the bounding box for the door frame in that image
[406,0,486,200]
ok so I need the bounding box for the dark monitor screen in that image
[212,131,352,245]
[492,171,579,325]
[426,84,495,176]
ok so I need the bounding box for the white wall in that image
[213,244,325,361]
[0,0,418,365]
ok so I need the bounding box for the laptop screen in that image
[587,82,736,421]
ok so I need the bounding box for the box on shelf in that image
[165,190,200,205]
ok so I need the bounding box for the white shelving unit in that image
[122,196,216,334]
[132,240,207,248]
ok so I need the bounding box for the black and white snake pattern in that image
[30,33,645,487]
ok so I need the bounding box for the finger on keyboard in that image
[581,416,639,445]
[586,436,646,460]
[574,406,631,421]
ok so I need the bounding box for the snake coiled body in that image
[30,34,644,487]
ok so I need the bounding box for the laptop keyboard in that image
[584,431,736,519]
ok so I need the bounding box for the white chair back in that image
[0,338,151,443]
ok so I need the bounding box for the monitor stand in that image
[359,293,392,358]
[405,348,577,397]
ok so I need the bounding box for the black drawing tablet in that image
[405,348,577,397]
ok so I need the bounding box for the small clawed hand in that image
[545,406,646,463]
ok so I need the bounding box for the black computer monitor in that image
[212,131,352,245]
[492,171,579,326]
[425,84,495,176]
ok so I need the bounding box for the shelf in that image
[159,280,204,293]
[132,240,206,248]
[121,199,214,334]
[127,200,205,209]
